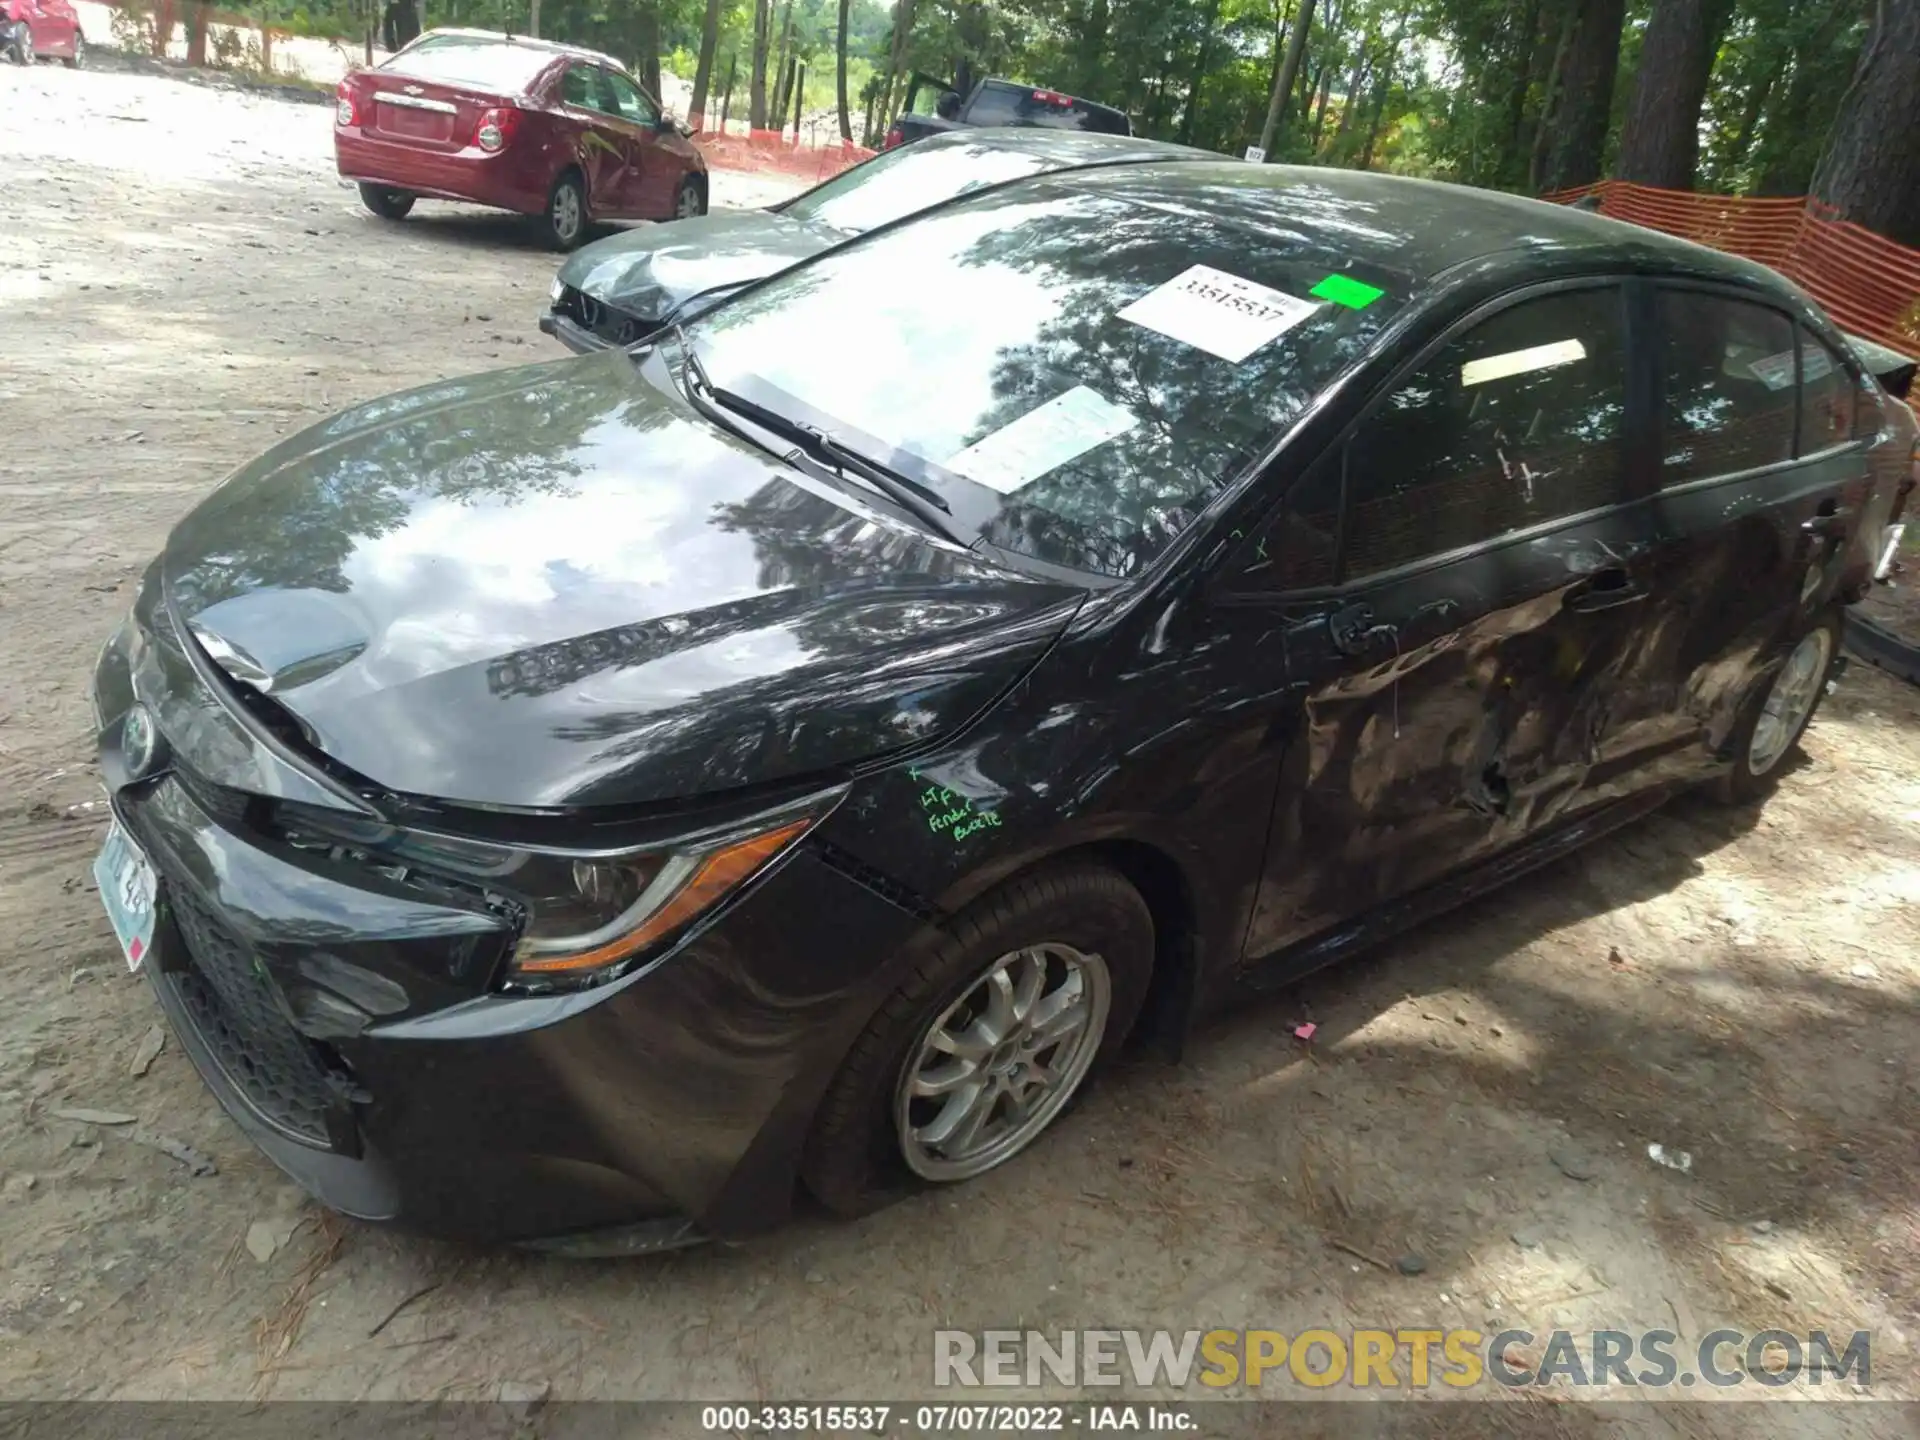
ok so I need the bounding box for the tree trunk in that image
[1258,0,1317,155]
[1310,66,1333,144]
[1358,5,1411,168]
[1528,0,1579,189]
[1535,0,1626,192]
[690,0,726,130]
[879,0,919,132]
[749,0,771,130]
[721,52,739,130]
[1178,0,1225,145]
[1614,0,1736,187]
[185,2,207,64]
[1074,0,1111,98]
[1723,53,1781,172]
[635,1,662,105]
[527,0,539,39]
[1812,0,1920,245]
[1333,34,1369,141]
[793,61,807,133]
[771,2,795,120]
[835,0,852,140]
[1501,0,1545,184]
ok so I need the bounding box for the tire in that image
[62,33,82,67]
[671,174,706,221]
[802,862,1153,1219]
[1711,607,1843,805]
[543,170,588,250]
[357,183,414,221]
[9,32,31,64]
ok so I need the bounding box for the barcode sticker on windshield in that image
[1118,264,1321,363]
[945,386,1138,494]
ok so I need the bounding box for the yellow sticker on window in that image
[1460,338,1587,388]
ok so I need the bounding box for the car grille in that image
[165,885,344,1150]
[557,284,656,346]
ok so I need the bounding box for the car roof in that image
[395,27,625,72]
[1034,161,1799,292]
[909,128,1218,165]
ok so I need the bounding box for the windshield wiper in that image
[672,326,968,548]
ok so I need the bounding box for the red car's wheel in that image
[544,170,588,250]
[358,184,415,221]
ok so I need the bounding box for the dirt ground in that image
[2,59,1917,1418]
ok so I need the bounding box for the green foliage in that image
[224,0,1896,206]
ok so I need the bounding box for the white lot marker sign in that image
[1118,264,1320,364]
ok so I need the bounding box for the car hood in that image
[556,211,847,321]
[159,351,1083,810]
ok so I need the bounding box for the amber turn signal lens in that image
[513,818,812,975]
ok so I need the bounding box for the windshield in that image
[689,175,1407,577]
[384,37,551,91]
[784,139,1064,235]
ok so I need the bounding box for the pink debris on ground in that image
[1292,1022,1317,1041]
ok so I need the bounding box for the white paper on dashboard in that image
[1748,349,1796,390]
[944,386,1139,494]
[1117,264,1321,363]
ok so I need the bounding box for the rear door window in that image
[1657,290,1796,483]
[1336,286,1629,580]
[1797,335,1858,454]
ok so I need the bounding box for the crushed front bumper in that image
[90,586,933,1245]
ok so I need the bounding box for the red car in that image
[2,0,84,66]
[334,29,708,250]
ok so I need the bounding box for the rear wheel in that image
[544,171,588,250]
[8,30,32,63]
[357,183,415,221]
[62,32,81,66]
[671,175,706,220]
[1712,609,1842,805]
[802,862,1153,1218]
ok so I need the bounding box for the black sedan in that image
[539,127,1214,352]
[91,161,1914,1249]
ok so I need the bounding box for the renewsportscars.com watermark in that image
[933,1328,1872,1390]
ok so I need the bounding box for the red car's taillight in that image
[335,80,357,127]
[883,124,904,150]
[475,106,522,153]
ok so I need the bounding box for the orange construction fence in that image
[692,125,875,186]
[1545,180,1920,357]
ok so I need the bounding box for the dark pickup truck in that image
[882,71,1130,149]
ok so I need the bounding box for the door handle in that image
[1564,566,1647,613]
[1327,601,1395,657]
[1801,506,1852,539]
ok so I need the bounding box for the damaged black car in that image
[92,162,1915,1251]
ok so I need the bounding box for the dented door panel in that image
[1241,508,1656,961]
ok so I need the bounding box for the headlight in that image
[278,800,827,982]
[507,814,812,976]
[550,277,565,305]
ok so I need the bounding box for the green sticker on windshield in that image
[1310,274,1385,310]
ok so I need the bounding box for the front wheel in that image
[802,862,1153,1218]
[62,33,82,66]
[543,171,588,250]
[357,183,414,220]
[1712,609,1842,805]
[671,174,706,221]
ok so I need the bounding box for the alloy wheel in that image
[552,184,583,245]
[894,941,1110,1182]
[1747,627,1833,776]
[675,183,701,219]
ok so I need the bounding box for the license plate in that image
[93,822,158,974]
